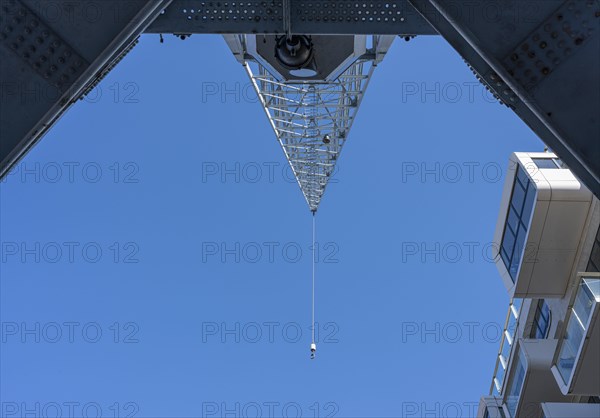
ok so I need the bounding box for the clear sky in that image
[1,34,544,418]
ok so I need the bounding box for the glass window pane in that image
[510,225,527,278]
[516,166,530,189]
[557,314,585,384]
[531,300,550,339]
[583,279,600,302]
[573,282,594,325]
[520,185,536,230]
[587,240,600,272]
[511,181,526,215]
[502,227,516,263]
[532,158,559,169]
[507,206,519,235]
[506,350,526,418]
[501,248,511,276]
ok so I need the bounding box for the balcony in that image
[493,153,593,299]
[502,339,567,417]
[551,274,600,395]
[490,299,522,395]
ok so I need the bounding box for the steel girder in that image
[146,0,437,35]
[0,0,172,178]
[407,0,600,198]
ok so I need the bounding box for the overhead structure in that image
[224,33,394,211]
[1,0,599,200]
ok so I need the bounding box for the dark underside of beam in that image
[0,0,172,178]
[145,0,438,35]
[408,0,600,198]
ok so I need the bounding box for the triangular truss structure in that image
[244,60,376,212]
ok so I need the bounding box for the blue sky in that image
[1,34,544,417]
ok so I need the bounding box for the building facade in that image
[477,152,600,418]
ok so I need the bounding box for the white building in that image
[477,152,600,418]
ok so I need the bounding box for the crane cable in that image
[310,211,317,359]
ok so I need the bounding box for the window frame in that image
[500,165,537,282]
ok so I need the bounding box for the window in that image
[556,278,600,385]
[500,165,536,282]
[530,300,551,339]
[587,225,600,272]
[505,349,526,418]
[532,158,562,169]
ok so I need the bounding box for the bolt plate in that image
[504,0,598,91]
[0,0,88,92]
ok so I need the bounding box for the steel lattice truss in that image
[245,60,375,212]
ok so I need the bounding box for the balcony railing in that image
[489,298,523,395]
